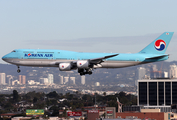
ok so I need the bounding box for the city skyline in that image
[0,62,177,86]
[0,61,176,96]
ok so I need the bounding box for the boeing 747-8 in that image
[2,32,174,75]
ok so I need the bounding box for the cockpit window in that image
[12,50,16,52]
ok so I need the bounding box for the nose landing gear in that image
[17,66,21,73]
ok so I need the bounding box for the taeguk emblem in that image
[28,53,32,57]
[154,39,166,51]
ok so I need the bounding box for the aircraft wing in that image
[53,54,118,65]
[89,54,119,64]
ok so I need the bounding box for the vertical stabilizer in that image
[139,32,174,54]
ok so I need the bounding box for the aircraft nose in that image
[2,55,7,61]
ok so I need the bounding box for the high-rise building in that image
[70,77,75,84]
[59,75,63,84]
[7,75,13,86]
[150,64,161,78]
[40,78,48,84]
[163,72,168,78]
[64,77,69,84]
[152,64,158,71]
[81,76,85,85]
[169,64,177,78]
[138,79,177,112]
[22,75,26,84]
[48,74,54,84]
[95,82,100,86]
[19,75,22,84]
[12,80,20,85]
[0,73,6,85]
[19,75,26,85]
[137,67,146,79]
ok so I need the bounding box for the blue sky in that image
[0,0,177,63]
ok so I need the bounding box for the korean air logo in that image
[28,53,32,57]
[79,63,82,65]
[154,39,166,51]
[24,53,53,57]
[62,65,64,68]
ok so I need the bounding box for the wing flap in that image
[52,54,119,65]
[90,54,119,61]
[90,54,119,64]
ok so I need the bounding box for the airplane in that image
[2,32,174,76]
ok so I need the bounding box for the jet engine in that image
[77,60,89,68]
[59,63,72,71]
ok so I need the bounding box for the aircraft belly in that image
[20,60,54,67]
[6,59,141,68]
[101,61,141,68]
[6,59,58,67]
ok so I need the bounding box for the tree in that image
[47,91,59,98]
[13,90,19,102]
[4,102,13,111]
[103,92,106,96]
[119,91,126,97]
[33,97,38,103]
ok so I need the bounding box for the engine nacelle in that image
[59,63,72,71]
[77,60,89,68]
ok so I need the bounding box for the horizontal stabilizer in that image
[145,55,169,60]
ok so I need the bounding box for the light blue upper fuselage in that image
[2,49,168,64]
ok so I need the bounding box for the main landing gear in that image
[78,68,93,76]
[17,66,21,73]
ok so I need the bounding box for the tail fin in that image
[139,32,174,54]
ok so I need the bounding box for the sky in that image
[1,0,177,63]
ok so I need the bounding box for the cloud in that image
[26,33,167,47]
[24,32,177,54]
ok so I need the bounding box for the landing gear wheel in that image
[78,69,85,76]
[86,68,93,75]
[17,69,21,73]
[78,68,93,76]
[80,72,85,76]
[17,66,21,73]
[88,71,92,75]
